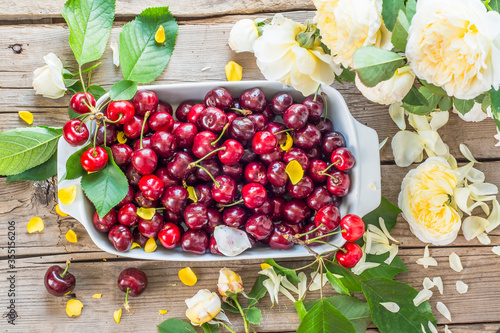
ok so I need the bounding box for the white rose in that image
[228,19,260,53]
[406,0,500,100]
[398,157,461,245]
[452,103,488,122]
[32,53,66,99]
[355,66,415,105]
[314,0,392,68]
[253,14,340,96]
[185,290,221,325]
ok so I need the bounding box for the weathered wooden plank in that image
[0,247,498,332]
[0,0,315,21]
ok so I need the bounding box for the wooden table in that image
[0,1,499,332]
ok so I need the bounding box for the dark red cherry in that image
[308,159,328,183]
[44,262,76,296]
[163,209,183,225]
[259,147,284,166]
[282,198,311,224]
[241,148,257,164]
[267,161,288,187]
[200,107,228,134]
[211,175,237,204]
[247,113,268,132]
[307,187,334,211]
[167,152,194,180]
[321,131,346,156]
[132,90,159,116]
[240,87,266,112]
[111,144,133,167]
[283,148,310,170]
[135,190,158,208]
[184,203,208,230]
[287,176,314,199]
[306,146,322,160]
[117,186,135,207]
[161,186,189,214]
[340,215,365,242]
[303,94,324,122]
[327,170,350,197]
[117,267,148,299]
[138,212,163,238]
[138,174,165,201]
[149,111,174,132]
[252,131,277,155]
[262,104,276,123]
[284,104,309,130]
[132,137,151,151]
[158,222,182,249]
[151,131,177,158]
[271,92,293,115]
[222,206,247,228]
[126,165,142,186]
[228,117,255,142]
[270,197,286,222]
[70,92,95,114]
[63,119,89,146]
[124,115,147,139]
[244,162,268,186]
[133,227,149,247]
[155,167,180,188]
[252,197,273,215]
[219,139,244,165]
[269,224,294,250]
[205,208,223,233]
[192,131,218,159]
[118,204,138,227]
[93,209,117,232]
[108,100,135,124]
[315,204,341,232]
[282,222,302,235]
[185,173,199,186]
[209,236,223,255]
[204,87,233,109]
[245,214,274,240]
[196,159,221,182]
[195,184,215,207]
[302,223,328,246]
[336,243,363,268]
[173,123,198,148]
[315,118,334,134]
[157,101,173,115]
[181,229,209,254]
[266,122,287,144]
[108,225,133,252]
[331,147,355,171]
[293,123,321,149]
[222,163,243,181]
[95,122,117,146]
[81,146,108,172]
[187,104,205,128]
[175,101,195,122]
[241,183,267,209]
[131,148,157,175]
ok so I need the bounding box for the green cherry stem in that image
[192,147,227,165]
[124,287,131,312]
[60,260,71,278]
[318,160,340,175]
[307,240,346,253]
[222,199,244,207]
[313,84,321,102]
[104,113,123,124]
[322,172,342,184]
[92,120,100,149]
[139,111,151,150]
[234,298,250,333]
[275,128,293,135]
[297,225,322,238]
[211,123,229,146]
[322,92,328,121]
[230,107,252,116]
[194,165,220,187]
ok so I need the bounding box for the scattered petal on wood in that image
[432,277,443,295]
[449,252,463,272]
[27,217,44,233]
[456,281,468,294]
[55,204,68,217]
[428,321,438,333]
[423,277,434,290]
[436,301,452,322]
[18,111,34,124]
[492,246,500,256]
[58,185,77,205]
[114,308,122,324]
[413,289,433,307]
[444,324,453,333]
[158,310,168,315]
[459,143,480,163]
[178,267,198,286]
[144,238,157,253]
[66,299,83,317]
[92,293,102,299]
[65,230,77,243]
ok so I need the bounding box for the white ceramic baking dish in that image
[57,80,381,261]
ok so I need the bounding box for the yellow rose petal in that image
[113,308,122,324]
[27,217,44,233]
[58,185,77,205]
[155,25,166,44]
[18,111,34,125]
[260,263,271,270]
[103,258,107,262]
[285,160,304,185]
[144,237,157,253]
[131,242,141,250]
[178,267,197,286]
[187,186,198,202]
[117,131,127,144]
[159,310,168,315]
[225,61,243,81]
[55,204,68,217]
[137,207,155,220]
[92,293,102,299]
[279,132,293,151]
[66,230,78,243]
[66,299,83,317]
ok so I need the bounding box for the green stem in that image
[222,199,243,207]
[193,147,226,164]
[297,225,322,238]
[307,240,345,252]
[319,258,324,300]
[323,258,363,282]
[319,160,340,175]
[103,120,107,148]
[92,121,99,149]
[294,259,318,271]
[220,323,237,333]
[275,129,293,135]
[72,62,102,78]
[195,165,220,187]
[230,108,252,116]
[313,84,321,102]
[211,123,229,146]
[124,287,131,311]
[234,298,250,333]
[105,114,123,124]
[60,260,71,278]
[322,92,328,121]
[78,65,88,97]
[139,111,151,149]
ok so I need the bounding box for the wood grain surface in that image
[0,2,499,333]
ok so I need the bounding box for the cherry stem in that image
[192,147,227,165]
[139,111,151,150]
[92,120,100,149]
[230,108,252,116]
[60,260,71,278]
[297,224,323,238]
[293,258,318,271]
[78,65,88,99]
[313,84,321,102]
[211,123,229,146]
[222,199,243,207]
[319,160,340,175]
[103,120,107,148]
[275,129,293,135]
[306,239,346,253]
[105,113,123,124]
[322,172,341,183]
[124,287,131,312]
[321,92,328,121]
[76,112,92,120]
[194,165,220,187]
[234,298,250,333]
[284,234,321,260]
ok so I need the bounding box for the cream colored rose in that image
[185,289,221,325]
[313,0,392,68]
[398,157,461,245]
[228,19,260,53]
[355,66,415,105]
[217,268,244,296]
[32,53,66,99]
[252,14,340,96]
[406,0,500,100]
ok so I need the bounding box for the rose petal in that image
[384,245,399,265]
[380,302,400,313]
[213,226,252,256]
[492,246,500,256]
[225,61,243,81]
[55,204,68,217]
[453,187,471,214]
[432,277,443,295]
[391,131,425,167]
[468,183,498,196]
[445,325,453,333]
[279,285,297,303]
[459,144,480,163]
[486,199,500,233]
[137,207,156,220]
[159,309,168,315]
[92,293,102,299]
[423,277,434,290]
[379,217,399,243]
[179,267,198,286]
[413,289,433,306]
[285,160,304,185]
[430,111,449,131]
[379,137,389,150]
[462,216,490,241]
[449,252,463,272]
[27,217,44,233]
[437,301,452,322]
[110,41,120,67]
[113,308,122,324]
[389,102,406,130]
[456,281,468,294]
[466,167,485,183]
[476,232,491,245]
[65,230,77,243]
[428,321,438,333]
[66,299,83,317]
[144,237,157,253]
[18,111,34,125]
[58,185,77,205]
[297,272,307,300]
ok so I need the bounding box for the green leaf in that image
[391,10,409,52]
[419,80,447,96]
[490,88,500,131]
[353,46,406,87]
[324,262,362,293]
[439,96,453,111]
[297,299,355,333]
[67,81,84,95]
[62,0,115,66]
[362,197,401,232]
[158,318,196,333]
[454,98,475,115]
[304,296,371,333]
[88,85,108,102]
[81,147,128,217]
[62,143,91,180]
[120,7,178,83]
[248,275,268,307]
[405,0,417,21]
[358,253,408,281]
[265,258,301,284]
[221,302,240,314]
[326,271,350,295]
[294,300,308,321]
[402,87,442,115]
[382,0,405,31]
[109,80,138,101]
[362,278,436,333]
[6,151,57,183]
[245,307,262,325]
[402,86,427,106]
[0,126,62,176]
[338,67,356,83]
[482,93,492,113]
[489,0,500,11]
[201,323,219,333]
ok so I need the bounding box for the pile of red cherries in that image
[63,86,365,268]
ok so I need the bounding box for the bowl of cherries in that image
[57,80,381,262]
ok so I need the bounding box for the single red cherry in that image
[151,131,177,158]
[138,174,165,201]
[308,159,328,184]
[111,144,133,167]
[244,161,268,186]
[135,190,158,208]
[162,186,189,214]
[155,167,180,188]
[131,147,157,176]
[138,213,163,238]
[175,101,195,122]
[158,222,182,249]
[240,87,267,112]
[149,111,174,132]
[222,206,247,228]
[302,94,324,122]
[293,123,321,149]
[241,183,267,209]
[205,208,223,233]
[331,147,355,171]
[193,131,218,159]
[204,87,233,109]
[315,204,341,232]
[132,90,159,116]
[269,224,295,250]
[222,163,243,181]
[70,92,95,114]
[108,225,133,252]
[124,115,147,139]
[267,161,288,187]
[283,104,309,130]
[321,131,346,156]
[196,159,221,182]
[287,176,314,199]
[245,214,274,240]
[117,267,148,311]
[283,148,310,170]
[167,152,194,180]
[211,175,237,204]
[282,198,311,224]
[181,229,209,254]
[133,228,149,247]
[184,203,209,230]
[107,100,135,124]
[252,131,277,155]
[63,119,89,146]
[271,91,293,115]
[44,260,76,296]
[307,187,334,211]
[219,139,244,165]
[173,123,198,148]
[336,243,363,268]
[93,209,117,232]
[326,170,350,197]
[252,197,273,215]
[315,118,334,134]
[187,104,205,127]
[340,215,365,242]
[118,203,139,227]
[200,107,228,134]
[81,146,108,172]
[157,101,173,115]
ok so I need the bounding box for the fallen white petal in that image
[492,246,500,255]
[423,277,434,290]
[469,183,498,196]
[308,273,327,291]
[279,285,297,303]
[201,66,211,72]
[430,111,449,131]
[432,277,443,295]
[466,167,485,183]
[476,232,491,245]
[428,321,438,333]
[455,162,474,182]
[445,324,453,333]
[417,256,438,269]
[462,216,490,241]
[449,252,463,272]
[384,245,399,265]
[436,301,452,322]
[486,199,500,233]
[297,272,307,300]
[379,217,399,243]
[413,289,433,307]
[281,276,299,294]
[391,130,425,167]
[389,102,406,130]
[379,137,389,150]
[456,281,468,294]
[110,41,120,67]
[380,302,400,313]
[459,144,480,163]
[262,278,279,305]
[424,245,430,258]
